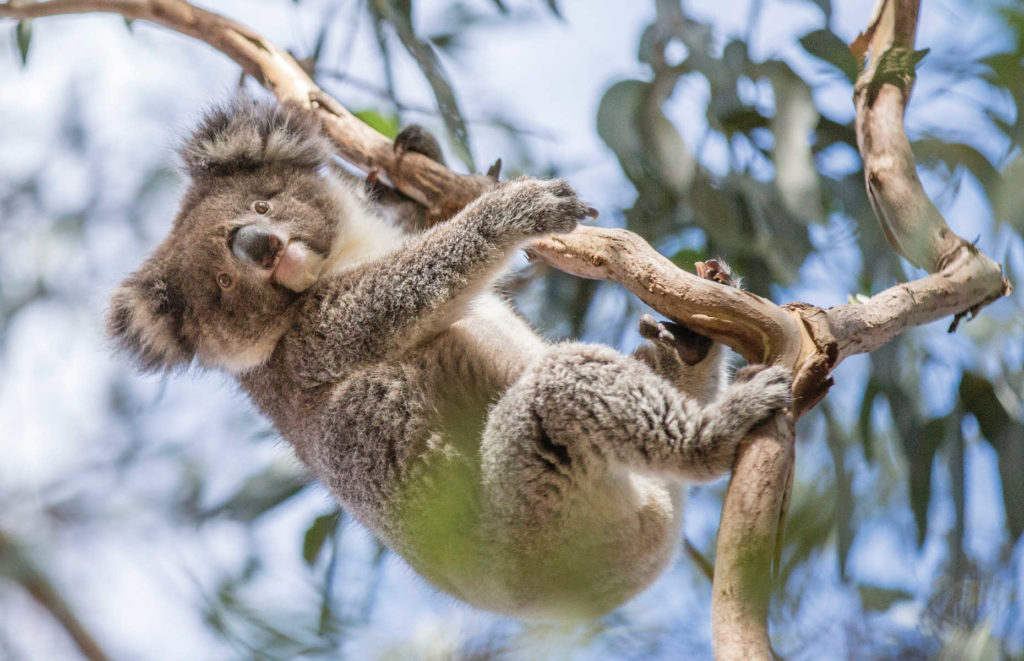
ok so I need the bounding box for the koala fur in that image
[109,99,791,619]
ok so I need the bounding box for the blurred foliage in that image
[2,0,1024,659]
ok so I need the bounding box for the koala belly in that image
[305,296,688,619]
[456,471,687,620]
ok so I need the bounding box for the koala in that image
[108,99,791,620]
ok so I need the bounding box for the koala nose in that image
[232,224,284,269]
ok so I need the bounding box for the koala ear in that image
[107,269,193,372]
[181,97,331,178]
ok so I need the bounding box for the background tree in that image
[0,0,1021,659]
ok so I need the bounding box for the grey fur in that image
[109,101,792,620]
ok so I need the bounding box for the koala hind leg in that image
[476,343,789,614]
[480,343,790,535]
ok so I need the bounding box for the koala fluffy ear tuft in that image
[181,97,331,178]
[107,271,194,372]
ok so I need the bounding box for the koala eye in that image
[217,272,234,289]
[253,200,271,214]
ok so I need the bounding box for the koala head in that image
[108,99,351,374]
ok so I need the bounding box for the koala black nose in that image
[232,224,284,269]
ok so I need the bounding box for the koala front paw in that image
[694,258,739,288]
[481,177,596,239]
[719,364,792,434]
[637,314,713,367]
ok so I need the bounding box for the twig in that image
[683,538,715,582]
[0,530,111,661]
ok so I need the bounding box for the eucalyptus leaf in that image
[824,408,854,579]
[857,584,914,612]
[906,417,946,547]
[799,29,858,83]
[15,20,31,67]
[374,0,475,170]
[302,512,342,566]
[959,373,1024,540]
[769,62,823,224]
[914,138,1000,192]
[354,109,401,139]
[639,95,696,197]
[993,153,1024,231]
[204,461,308,522]
[597,80,648,186]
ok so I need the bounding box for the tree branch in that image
[0,1,1011,659]
[711,414,794,660]
[0,530,111,661]
[0,0,494,220]
[0,0,1006,377]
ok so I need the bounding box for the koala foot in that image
[636,257,738,367]
[394,124,446,165]
[480,177,596,239]
[637,314,712,367]
[719,364,792,434]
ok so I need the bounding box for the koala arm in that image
[288,179,592,377]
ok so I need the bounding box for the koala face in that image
[108,99,346,373]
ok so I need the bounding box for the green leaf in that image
[639,99,695,197]
[544,0,562,18]
[857,584,913,612]
[824,408,854,579]
[857,380,881,461]
[769,62,823,224]
[715,107,769,135]
[302,512,342,566]
[124,17,135,32]
[688,179,744,247]
[913,138,1000,193]
[353,109,401,140]
[15,20,31,67]
[903,414,943,547]
[669,248,708,272]
[993,154,1024,231]
[778,480,836,586]
[204,461,308,522]
[375,0,475,170]
[959,373,1024,540]
[799,29,858,83]
[597,80,648,186]
[815,116,858,152]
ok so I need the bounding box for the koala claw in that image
[637,314,713,367]
[485,177,592,238]
[695,258,737,287]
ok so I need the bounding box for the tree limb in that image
[0,1,1011,659]
[0,530,111,661]
[711,414,794,660]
